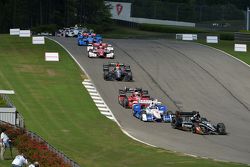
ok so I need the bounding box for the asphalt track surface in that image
[52,37,250,164]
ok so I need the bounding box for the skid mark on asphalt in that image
[82,79,116,121]
[111,41,180,111]
[155,41,250,113]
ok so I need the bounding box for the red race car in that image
[87,42,114,59]
[118,87,151,109]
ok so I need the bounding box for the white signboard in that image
[176,34,197,40]
[9,28,20,35]
[45,52,59,61]
[105,1,131,20]
[19,30,31,37]
[234,44,247,52]
[206,36,218,43]
[32,36,45,44]
[182,34,194,41]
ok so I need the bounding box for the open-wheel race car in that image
[78,33,102,46]
[118,87,150,109]
[132,99,172,122]
[171,111,226,135]
[103,62,133,81]
[87,42,114,59]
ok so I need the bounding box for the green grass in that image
[0,96,7,107]
[198,40,250,64]
[0,34,248,167]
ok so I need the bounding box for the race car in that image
[171,111,226,135]
[78,32,102,46]
[103,62,133,81]
[133,99,172,122]
[118,87,151,109]
[88,43,114,59]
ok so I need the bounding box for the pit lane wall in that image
[105,1,195,27]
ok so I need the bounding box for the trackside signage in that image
[234,44,247,52]
[105,1,131,20]
[176,34,197,40]
[9,28,20,35]
[32,36,45,44]
[19,30,31,37]
[45,52,59,61]
[206,36,218,43]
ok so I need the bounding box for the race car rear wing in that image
[173,111,198,116]
[138,99,161,105]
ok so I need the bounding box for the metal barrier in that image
[0,121,81,167]
[0,94,25,128]
[27,131,81,167]
[0,94,14,107]
[234,32,250,42]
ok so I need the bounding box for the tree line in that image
[1,0,249,33]
[0,0,111,33]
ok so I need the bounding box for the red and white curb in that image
[82,79,115,121]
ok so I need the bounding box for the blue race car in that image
[133,100,172,122]
[78,33,102,46]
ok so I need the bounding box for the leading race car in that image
[87,42,114,59]
[171,111,226,135]
[103,62,133,81]
[118,87,151,109]
[133,99,172,122]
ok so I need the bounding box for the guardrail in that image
[27,131,81,167]
[234,32,250,42]
[0,121,81,167]
[0,94,25,128]
[0,94,14,107]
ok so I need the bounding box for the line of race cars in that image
[73,28,226,135]
[117,87,226,135]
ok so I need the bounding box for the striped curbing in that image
[82,79,115,121]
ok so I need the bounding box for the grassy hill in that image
[0,34,247,167]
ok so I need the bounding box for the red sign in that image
[116,4,123,16]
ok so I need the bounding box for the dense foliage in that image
[0,123,71,167]
[0,0,112,33]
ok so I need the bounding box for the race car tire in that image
[123,97,129,108]
[217,123,226,135]
[191,125,196,133]
[171,118,177,129]
[118,97,123,106]
[103,71,110,80]
[124,72,132,82]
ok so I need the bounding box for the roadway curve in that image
[51,37,250,164]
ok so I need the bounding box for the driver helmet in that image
[115,64,120,70]
[134,91,140,96]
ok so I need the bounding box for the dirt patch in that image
[47,69,57,77]
[16,64,43,74]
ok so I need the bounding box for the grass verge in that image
[0,34,248,167]
[198,40,250,65]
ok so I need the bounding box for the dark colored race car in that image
[103,62,133,81]
[171,111,226,135]
[118,87,151,109]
